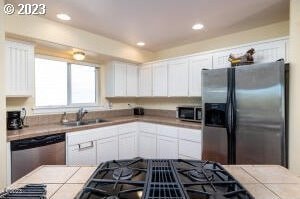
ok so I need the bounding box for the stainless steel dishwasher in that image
[11,133,66,182]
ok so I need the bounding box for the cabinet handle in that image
[78,141,94,150]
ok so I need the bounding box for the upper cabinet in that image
[152,61,168,97]
[5,41,34,97]
[126,63,138,96]
[106,37,288,98]
[212,39,287,69]
[168,58,189,97]
[139,64,152,96]
[253,40,286,63]
[188,54,213,96]
[105,61,138,97]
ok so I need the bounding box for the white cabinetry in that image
[97,137,118,163]
[157,125,179,159]
[5,41,34,97]
[212,39,287,69]
[126,63,138,96]
[168,58,189,96]
[139,64,152,96]
[66,128,98,166]
[67,141,97,165]
[118,123,138,160]
[152,61,168,96]
[138,122,157,158]
[119,132,138,160]
[105,61,138,97]
[253,40,286,63]
[188,54,213,96]
[157,136,178,159]
[178,128,202,159]
[67,122,202,163]
[139,132,157,158]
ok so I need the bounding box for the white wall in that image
[0,0,7,190]
[289,0,300,175]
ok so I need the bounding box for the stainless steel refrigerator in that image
[201,60,288,167]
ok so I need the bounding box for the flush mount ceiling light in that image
[137,42,145,47]
[73,51,85,61]
[56,13,71,21]
[192,23,204,30]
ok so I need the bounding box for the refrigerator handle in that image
[225,69,234,164]
[231,68,237,164]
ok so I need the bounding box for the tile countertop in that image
[7,115,202,142]
[9,165,300,199]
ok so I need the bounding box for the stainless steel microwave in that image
[176,106,202,123]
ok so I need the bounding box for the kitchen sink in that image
[63,118,108,127]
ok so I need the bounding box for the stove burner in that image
[105,196,119,199]
[187,169,214,181]
[113,167,133,180]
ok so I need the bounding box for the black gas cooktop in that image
[76,158,254,199]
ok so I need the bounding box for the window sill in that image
[32,105,110,115]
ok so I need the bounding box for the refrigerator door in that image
[234,61,287,165]
[202,68,230,164]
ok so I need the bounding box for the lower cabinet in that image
[66,122,202,165]
[67,141,97,166]
[139,132,157,158]
[157,136,178,159]
[119,132,138,160]
[96,136,118,164]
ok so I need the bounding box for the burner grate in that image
[145,160,188,199]
[0,184,47,199]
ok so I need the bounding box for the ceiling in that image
[6,0,289,51]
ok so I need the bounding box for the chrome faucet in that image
[76,107,88,122]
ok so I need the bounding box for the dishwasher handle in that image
[11,133,66,151]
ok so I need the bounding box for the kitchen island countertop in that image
[8,165,300,199]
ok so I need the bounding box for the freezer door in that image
[202,68,229,164]
[234,62,286,165]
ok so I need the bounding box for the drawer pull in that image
[78,141,94,150]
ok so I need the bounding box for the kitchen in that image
[1,0,300,198]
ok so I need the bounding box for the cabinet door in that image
[96,136,118,164]
[114,62,127,96]
[126,64,138,96]
[168,58,189,96]
[253,40,286,63]
[119,133,137,160]
[5,41,34,97]
[67,141,97,166]
[139,64,152,96]
[212,47,248,69]
[139,132,156,158]
[152,62,168,96]
[189,54,212,96]
[157,136,178,159]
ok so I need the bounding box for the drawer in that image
[67,129,98,146]
[95,126,118,139]
[178,128,202,142]
[118,122,138,135]
[157,125,178,138]
[138,122,157,134]
[179,140,202,159]
[67,126,118,145]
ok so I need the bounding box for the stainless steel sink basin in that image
[63,118,108,127]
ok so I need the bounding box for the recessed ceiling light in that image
[137,42,145,46]
[192,23,204,30]
[73,51,85,61]
[56,13,71,21]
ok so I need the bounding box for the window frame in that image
[34,55,100,112]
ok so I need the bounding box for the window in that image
[35,57,98,107]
